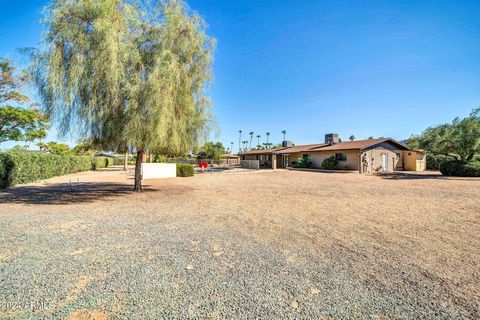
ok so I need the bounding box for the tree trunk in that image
[134,149,144,192]
[123,150,128,171]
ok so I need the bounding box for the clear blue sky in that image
[1,0,479,152]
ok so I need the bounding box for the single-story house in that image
[240,134,426,173]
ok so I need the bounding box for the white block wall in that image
[141,163,176,179]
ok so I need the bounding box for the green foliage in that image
[0,153,14,188]
[176,163,194,177]
[32,0,214,155]
[439,160,480,177]
[0,152,113,188]
[292,157,312,168]
[12,145,29,151]
[349,135,355,141]
[196,141,225,160]
[153,155,193,164]
[0,59,49,144]
[112,157,127,166]
[411,108,480,161]
[0,106,49,143]
[92,157,113,170]
[406,134,420,150]
[71,138,96,156]
[32,0,215,191]
[425,154,454,170]
[37,141,71,155]
[322,156,338,170]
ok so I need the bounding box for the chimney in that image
[325,133,340,144]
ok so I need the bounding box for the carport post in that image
[272,154,277,170]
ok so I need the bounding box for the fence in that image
[195,158,240,167]
[240,160,260,170]
[155,158,240,167]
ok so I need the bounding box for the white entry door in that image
[382,154,388,171]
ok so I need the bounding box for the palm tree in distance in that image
[238,130,242,153]
[266,132,271,148]
[281,130,286,141]
[242,140,249,152]
[256,135,261,149]
[230,142,234,153]
[249,131,254,149]
[349,135,355,141]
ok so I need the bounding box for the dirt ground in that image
[0,167,479,319]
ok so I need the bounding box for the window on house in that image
[335,153,347,161]
[302,154,311,161]
[396,153,401,158]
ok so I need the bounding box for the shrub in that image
[426,154,454,170]
[112,157,125,165]
[176,163,194,177]
[0,152,113,188]
[0,153,15,189]
[92,157,112,170]
[322,156,338,170]
[440,160,480,177]
[292,157,312,168]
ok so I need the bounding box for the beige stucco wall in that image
[282,150,361,170]
[404,151,426,171]
[311,150,360,170]
[251,147,426,172]
[243,155,258,161]
[361,148,401,173]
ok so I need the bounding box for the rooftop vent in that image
[325,133,340,144]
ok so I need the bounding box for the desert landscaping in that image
[1,168,479,319]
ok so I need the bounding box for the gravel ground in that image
[0,167,479,319]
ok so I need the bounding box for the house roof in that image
[240,138,410,156]
[275,144,328,154]
[240,148,287,155]
[309,138,409,152]
[222,153,240,158]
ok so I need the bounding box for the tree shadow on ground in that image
[379,172,479,181]
[0,182,159,205]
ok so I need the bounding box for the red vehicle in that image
[199,161,208,172]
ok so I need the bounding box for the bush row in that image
[0,152,114,188]
[426,154,454,170]
[439,160,480,177]
[176,163,194,177]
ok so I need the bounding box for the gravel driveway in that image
[0,168,479,319]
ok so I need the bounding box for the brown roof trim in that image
[241,138,410,155]
[309,138,410,152]
[275,144,328,154]
[239,148,287,155]
[360,138,409,151]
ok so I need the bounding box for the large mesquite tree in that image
[408,107,480,162]
[33,0,214,191]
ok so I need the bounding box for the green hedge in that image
[176,163,194,177]
[440,160,480,177]
[0,152,114,188]
[92,157,115,170]
[322,156,338,170]
[426,154,454,170]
